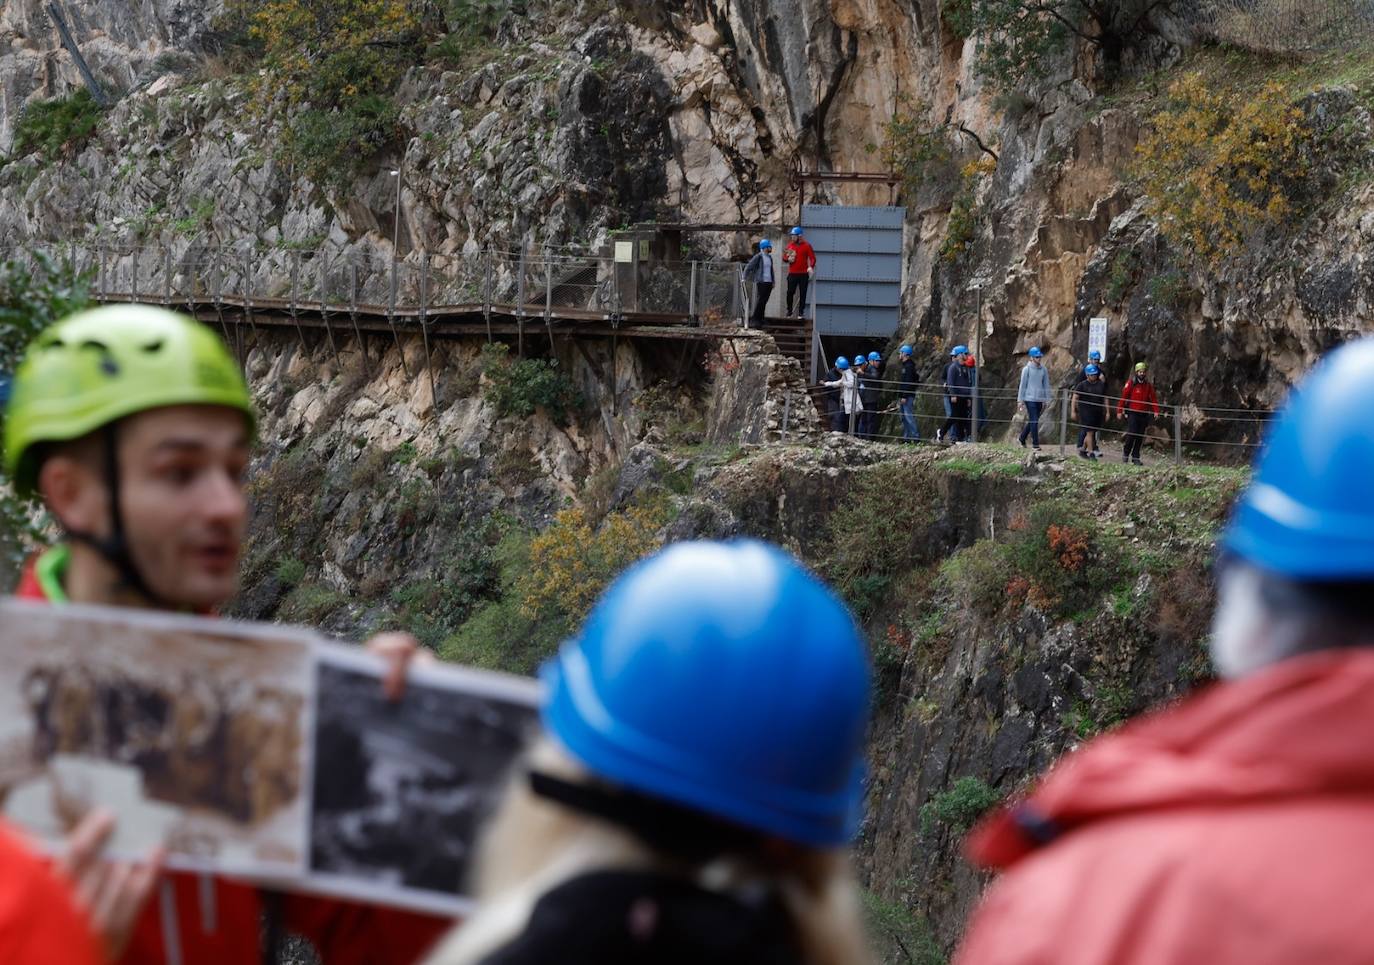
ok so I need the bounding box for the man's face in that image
[118,406,250,609]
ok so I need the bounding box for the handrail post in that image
[1174,404,1183,466]
[689,260,698,323]
[1059,391,1069,458]
[163,245,172,305]
[482,247,493,343]
[544,244,553,322]
[420,251,437,408]
[132,246,140,301]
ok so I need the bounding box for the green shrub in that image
[393,441,419,465]
[440,528,565,675]
[482,343,582,424]
[821,462,937,619]
[13,90,105,160]
[279,581,345,625]
[285,95,402,191]
[919,776,1002,836]
[275,557,307,586]
[388,530,500,648]
[1105,250,1138,304]
[862,890,947,965]
[941,0,974,39]
[936,540,1012,617]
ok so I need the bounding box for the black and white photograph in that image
[307,642,541,915]
[0,600,316,877]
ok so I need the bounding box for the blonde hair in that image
[422,739,873,965]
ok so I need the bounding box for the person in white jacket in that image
[822,356,862,434]
[1017,347,1052,450]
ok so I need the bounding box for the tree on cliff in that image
[214,0,420,188]
[970,0,1177,88]
[0,253,92,582]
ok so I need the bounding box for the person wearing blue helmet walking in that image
[958,337,1374,965]
[424,541,873,965]
[1071,364,1107,459]
[743,240,776,327]
[822,356,861,434]
[941,346,972,443]
[1076,351,1104,456]
[1016,347,1051,451]
[897,345,921,442]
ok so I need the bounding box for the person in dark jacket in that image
[1076,351,1104,455]
[1072,364,1107,459]
[1116,361,1161,466]
[941,346,972,443]
[858,354,883,440]
[819,357,846,433]
[422,541,874,965]
[898,345,921,442]
[743,240,775,327]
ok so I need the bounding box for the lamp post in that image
[389,159,404,259]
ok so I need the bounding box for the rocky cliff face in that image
[4,1,1367,449]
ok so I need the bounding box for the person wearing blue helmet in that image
[743,240,776,328]
[958,337,1374,965]
[1076,350,1105,457]
[1071,363,1107,459]
[1017,347,1051,451]
[783,227,816,318]
[858,352,884,440]
[425,541,873,965]
[822,356,862,434]
[817,355,847,433]
[941,346,972,443]
[897,345,921,443]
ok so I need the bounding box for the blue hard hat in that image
[899,345,913,356]
[541,540,871,847]
[836,357,850,370]
[951,345,968,357]
[1089,350,1102,361]
[1085,364,1100,376]
[1029,347,1043,359]
[868,352,881,363]
[759,239,772,249]
[791,227,803,236]
[1223,337,1374,580]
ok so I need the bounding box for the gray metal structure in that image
[802,204,904,338]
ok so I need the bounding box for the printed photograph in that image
[308,644,541,915]
[0,600,315,876]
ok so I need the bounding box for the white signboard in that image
[1089,317,1109,362]
[614,241,635,264]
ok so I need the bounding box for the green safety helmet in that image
[4,305,254,496]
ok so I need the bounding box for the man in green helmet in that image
[4,305,448,963]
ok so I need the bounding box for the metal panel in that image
[803,204,905,338]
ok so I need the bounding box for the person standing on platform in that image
[859,353,883,441]
[1077,350,1104,456]
[942,346,972,443]
[1072,364,1107,459]
[783,227,816,318]
[743,240,775,328]
[964,353,988,438]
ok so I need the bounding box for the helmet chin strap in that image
[62,424,171,609]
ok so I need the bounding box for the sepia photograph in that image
[307,643,541,915]
[0,599,315,877]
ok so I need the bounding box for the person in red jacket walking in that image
[783,226,816,318]
[4,305,449,965]
[956,336,1374,965]
[1114,360,1160,465]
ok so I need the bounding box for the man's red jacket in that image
[16,555,452,965]
[1115,377,1160,416]
[957,650,1374,965]
[784,240,816,275]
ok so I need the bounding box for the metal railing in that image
[0,243,760,327]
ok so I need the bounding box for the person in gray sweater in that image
[1017,347,1052,450]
